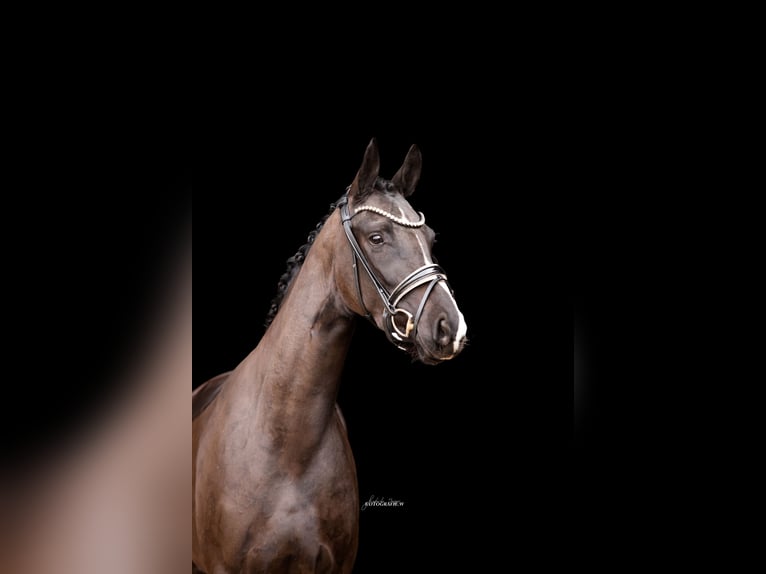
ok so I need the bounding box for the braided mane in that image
[263,194,343,328]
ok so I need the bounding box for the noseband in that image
[337,192,450,351]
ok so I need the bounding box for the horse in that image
[192,138,468,573]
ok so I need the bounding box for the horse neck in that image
[232,213,356,466]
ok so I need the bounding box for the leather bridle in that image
[337,192,450,351]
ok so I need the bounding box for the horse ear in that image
[392,144,422,197]
[349,138,380,200]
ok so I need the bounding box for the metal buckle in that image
[389,308,415,341]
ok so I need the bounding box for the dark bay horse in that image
[193,138,468,573]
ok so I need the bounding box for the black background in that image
[0,25,754,570]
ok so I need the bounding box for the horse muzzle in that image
[385,305,468,364]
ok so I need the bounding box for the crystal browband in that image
[354,205,426,228]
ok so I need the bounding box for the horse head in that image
[337,138,468,365]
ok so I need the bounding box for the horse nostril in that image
[436,316,452,348]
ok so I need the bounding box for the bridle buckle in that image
[389,308,415,341]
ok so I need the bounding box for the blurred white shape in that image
[1,230,191,574]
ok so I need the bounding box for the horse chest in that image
[239,454,359,573]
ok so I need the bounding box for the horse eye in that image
[368,233,384,245]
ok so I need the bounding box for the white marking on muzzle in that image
[438,282,468,357]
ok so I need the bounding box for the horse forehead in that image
[365,192,417,218]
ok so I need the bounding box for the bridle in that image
[337,191,451,351]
